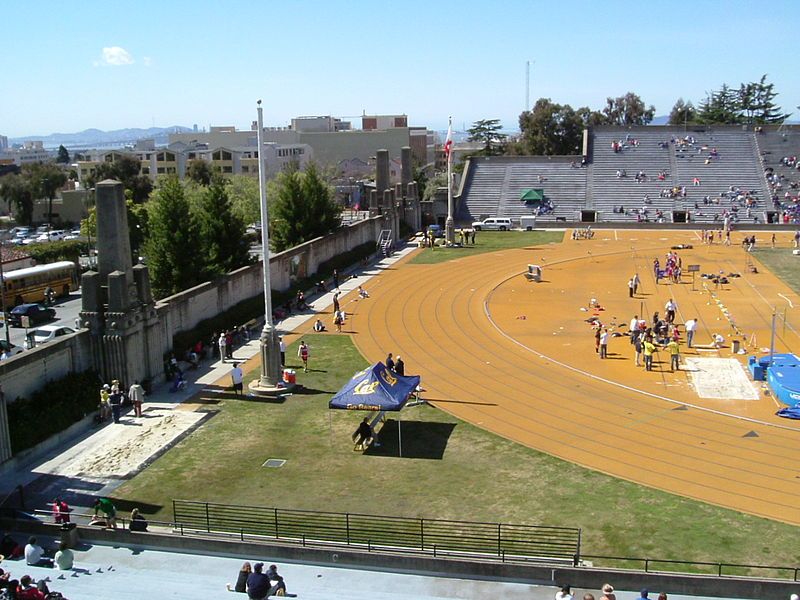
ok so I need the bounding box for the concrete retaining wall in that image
[0,331,93,402]
[156,215,383,340]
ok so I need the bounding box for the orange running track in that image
[328,229,800,526]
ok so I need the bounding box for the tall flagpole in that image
[249,99,286,396]
[445,116,455,246]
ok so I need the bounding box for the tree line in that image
[466,75,792,159]
[1,153,341,299]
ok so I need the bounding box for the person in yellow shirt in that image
[643,339,656,371]
[667,339,680,372]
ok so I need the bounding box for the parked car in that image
[63,228,83,240]
[8,303,56,327]
[471,217,512,231]
[0,339,24,358]
[30,325,76,345]
[35,230,66,243]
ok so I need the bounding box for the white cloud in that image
[94,46,135,67]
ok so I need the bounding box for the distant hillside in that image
[10,126,193,149]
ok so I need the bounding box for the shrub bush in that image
[8,370,101,454]
[26,240,87,264]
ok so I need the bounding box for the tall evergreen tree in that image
[194,175,251,277]
[697,84,741,124]
[143,176,203,298]
[467,119,507,156]
[269,163,340,252]
[668,98,697,126]
[56,145,70,164]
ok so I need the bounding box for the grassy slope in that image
[115,334,800,571]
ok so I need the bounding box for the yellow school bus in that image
[1,261,79,307]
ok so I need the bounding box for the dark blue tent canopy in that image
[329,362,420,411]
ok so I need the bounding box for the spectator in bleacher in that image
[227,561,252,593]
[555,584,573,600]
[23,537,50,567]
[16,575,46,600]
[53,542,74,570]
[246,562,273,600]
[129,508,148,532]
[600,583,617,600]
[265,565,288,596]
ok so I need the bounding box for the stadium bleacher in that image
[455,126,774,225]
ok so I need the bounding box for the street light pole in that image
[249,100,284,395]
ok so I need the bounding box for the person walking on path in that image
[594,327,601,353]
[218,333,227,363]
[332,292,340,314]
[685,318,698,348]
[279,336,286,367]
[628,278,635,298]
[386,353,395,371]
[128,381,144,418]
[230,362,244,395]
[599,329,609,359]
[225,330,234,360]
[395,356,405,376]
[632,272,641,295]
[333,269,339,290]
[667,339,681,372]
[298,340,310,372]
[109,385,123,423]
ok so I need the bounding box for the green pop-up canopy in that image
[520,188,544,202]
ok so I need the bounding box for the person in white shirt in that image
[685,318,698,348]
[230,363,244,396]
[24,536,50,566]
[664,299,677,323]
[555,585,573,600]
[54,542,74,570]
[279,336,286,367]
[599,329,609,359]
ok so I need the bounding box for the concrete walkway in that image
[0,536,754,600]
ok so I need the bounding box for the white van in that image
[519,216,537,231]
[472,217,512,231]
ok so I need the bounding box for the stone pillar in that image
[401,146,412,191]
[376,149,390,198]
[96,180,132,280]
[369,189,379,216]
[79,178,161,385]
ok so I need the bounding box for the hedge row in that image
[26,240,87,264]
[171,241,377,354]
[8,370,101,454]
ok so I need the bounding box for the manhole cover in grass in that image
[263,458,286,468]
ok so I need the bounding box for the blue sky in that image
[2,0,799,137]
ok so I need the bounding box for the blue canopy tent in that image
[329,362,421,456]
